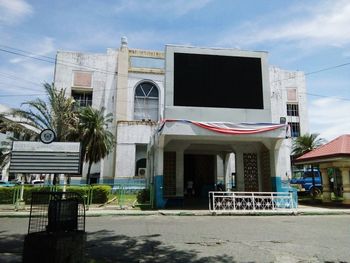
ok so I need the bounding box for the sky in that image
[0,0,350,141]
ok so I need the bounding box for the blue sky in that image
[0,0,350,141]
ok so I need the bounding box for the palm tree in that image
[292,133,326,197]
[1,83,79,141]
[79,106,115,184]
[292,133,325,157]
[0,139,12,170]
[0,83,79,184]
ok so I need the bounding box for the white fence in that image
[209,191,297,214]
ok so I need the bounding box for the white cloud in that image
[0,0,33,25]
[219,0,350,48]
[114,0,212,16]
[9,37,56,64]
[309,97,350,141]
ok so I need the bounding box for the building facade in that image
[53,38,309,205]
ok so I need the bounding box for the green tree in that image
[0,139,12,170]
[0,83,80,184]
[292,133,325,157]
[292,133,326,197]
[0,84,115,185]
[79,106,115,184]
[1,83,79,141]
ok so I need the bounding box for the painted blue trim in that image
[154,175,167,208]
[271,177,298,207]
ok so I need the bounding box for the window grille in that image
[289,122,300,137]
[72,90,93,107]
[134,82,159,121]
[287,104,299,117]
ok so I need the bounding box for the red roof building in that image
[295,134,350,164]
[295,134,350,204]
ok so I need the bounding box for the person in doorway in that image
[187,180,194,197]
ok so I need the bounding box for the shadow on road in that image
[0,231,23,262]
[0,230,236,262]
[87,230,236,263]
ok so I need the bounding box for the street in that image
[1,215,350,262]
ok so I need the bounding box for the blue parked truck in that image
[290,169,323,196]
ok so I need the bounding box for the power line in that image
[2,43,350,79]
[305,92,350,101]
[0,72,43,86]
[1,44,350,102]
[0,44,56,61]
[0,93,46,97]
[0,81,43,93]
[0,46,117,75]
[305,62,350,76]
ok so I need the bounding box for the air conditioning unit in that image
[137,168,146,177]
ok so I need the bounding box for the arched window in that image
[134,82,159,121]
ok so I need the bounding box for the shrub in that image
[0,184,111,205]
[66,186,89,199]
[137,188,150,204]
[91,185,111,204]
[0,187,15,204]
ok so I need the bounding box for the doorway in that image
[184,154,215,203]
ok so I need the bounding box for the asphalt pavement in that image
[1,215,350,262]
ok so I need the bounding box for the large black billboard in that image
[173,52,264,109]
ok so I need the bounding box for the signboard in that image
[9,141,81,174]
[39,129,56,144]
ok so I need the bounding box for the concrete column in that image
[154,147,164,176]
[320,168,331,202]
[154,146,165,208]
[269,140,284,192]
[340,167,350,204]
[235,152,244,191]
[115,37,129,121]
[176,150,184,196]
[223,153,230,190]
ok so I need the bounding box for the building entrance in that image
[184,154,215,202]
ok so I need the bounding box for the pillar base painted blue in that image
[271,177,298,207]
[154,175,167,209]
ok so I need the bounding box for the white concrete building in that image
[53,38,308,207]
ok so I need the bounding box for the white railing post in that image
[233,192,236,210]
[252,193,255,211]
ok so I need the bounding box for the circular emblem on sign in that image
[40,129,56,144]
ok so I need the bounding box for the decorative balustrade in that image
[209,191,297,214]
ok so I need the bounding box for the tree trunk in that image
[67,175,71,185]
[53,174,58,185]
[86,161,93,185]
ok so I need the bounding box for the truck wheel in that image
[310,187,321,197]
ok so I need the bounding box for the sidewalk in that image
[0,204,350,217]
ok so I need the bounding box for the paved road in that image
[1,215,350,262]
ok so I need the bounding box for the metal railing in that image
[112,183,153,209]
[10,184,93,210]
[209,191,297,214]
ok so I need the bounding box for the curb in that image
[1,209,350,217]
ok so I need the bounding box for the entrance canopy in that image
[149,119,291,209]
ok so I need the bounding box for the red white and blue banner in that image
[158,119,289,136]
